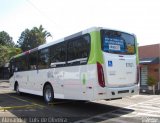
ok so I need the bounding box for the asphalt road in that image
[0,81,160,123]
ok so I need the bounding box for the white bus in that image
[9,27,139,103]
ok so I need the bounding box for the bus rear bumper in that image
[105,85,139,100]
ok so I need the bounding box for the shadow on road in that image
[0,92,134,122]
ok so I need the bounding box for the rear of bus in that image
[100,29,139,99]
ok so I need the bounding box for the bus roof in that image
[12,27,134,59]
[38,27,99,50]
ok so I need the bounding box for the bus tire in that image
[43,84,54,103]
[15,82,21,95]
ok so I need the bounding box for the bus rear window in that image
[101,29,135,55]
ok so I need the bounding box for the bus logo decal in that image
[82,73,86,85]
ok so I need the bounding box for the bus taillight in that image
[97,62,105,87]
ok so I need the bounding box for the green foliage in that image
[0,45,8,66]
[0,31,15,47]
[147,76,157,86]
[0,31,22,66]
[8,47,22,59]
[0,25,51,66]
[0,31,21,66]
[17,25,52,51]
[0,45,22,66]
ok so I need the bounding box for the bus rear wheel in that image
[43,84,54,103]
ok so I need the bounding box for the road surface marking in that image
[5,94,45,108]
[0,104,38,111]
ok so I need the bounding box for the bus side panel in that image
[10,71,28,92]
[48,64,107,101]
[62,64,95,101]
[61,64,107,101]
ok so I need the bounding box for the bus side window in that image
[67,35,90,66]
[14,56,28,72]
[50,42,66,68]
[9,60,15,76]
[29,51,38,70]
[38,48,50,69]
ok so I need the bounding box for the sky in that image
[0,0,160,46]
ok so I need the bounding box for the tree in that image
[8,47,22,59]
[0,31,15,47]
[0,45,8,66]
[17,25,52,51]
[147,76,157,94]
[0,45,22,67]
[17,29,31,51]
[0,31,21,67]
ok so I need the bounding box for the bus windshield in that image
[101,29,135,55]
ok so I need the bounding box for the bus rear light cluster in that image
[97,62,105,87]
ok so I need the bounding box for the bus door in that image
[50,67,64,99]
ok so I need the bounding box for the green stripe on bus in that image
[88,31,104,64]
